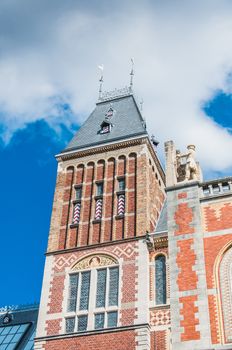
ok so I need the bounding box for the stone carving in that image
[165,141,202,186]
[185,145,198,180]
[72,254,118,271]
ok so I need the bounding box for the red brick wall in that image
[174,202,194,236]
[48,144,165,252]
[154,330,167,350]
[204,203,232,232]
[42,330,136,350]
[176,239,198,291]
[179,295,200,341]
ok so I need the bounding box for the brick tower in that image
[35,86,166,350]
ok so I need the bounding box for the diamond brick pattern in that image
[150,308,171,326]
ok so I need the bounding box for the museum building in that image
[34,85,232,350]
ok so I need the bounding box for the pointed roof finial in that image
[98,64,104,100]
[130,58,134,90]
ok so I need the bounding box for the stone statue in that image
[185,145,197,180]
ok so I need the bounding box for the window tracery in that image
[65,254,119,333]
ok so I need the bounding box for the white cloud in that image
[0,0,232,177]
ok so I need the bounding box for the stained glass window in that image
[108,267,119,306]
[79,271,91,310]
[77,315,88,331]
[155,255,166,305]
[67,274,79,312]
[65,318,75,333]
[96,269,107,307]
[94,313,105,329]
[66,257,119,333]
[107,311,117,328]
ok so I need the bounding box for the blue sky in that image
[0,0,232,306]
[0,118,76,306]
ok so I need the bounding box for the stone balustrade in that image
[200,178,232,197]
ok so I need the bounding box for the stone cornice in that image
[35,323,150,342]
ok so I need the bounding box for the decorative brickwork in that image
[154,330,167,350]
[204,202,232,232]
[176,239,198,291]
[208,294,220,344]
[174,203,194,236]
[43,241,139,337]
[150,307,170,326]
[45,319,62,336]
[179,295,200,341]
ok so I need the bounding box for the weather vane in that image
[98,64,104,99]
[130,58,134,90]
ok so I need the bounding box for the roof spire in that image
[98,64,104,99]
[130,58,134,90]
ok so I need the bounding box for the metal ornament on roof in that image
[151,135,159,147]
[99,86,132,102]
[130,58,135,89]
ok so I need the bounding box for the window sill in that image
[72,199,81,205]
[115,215,124,220]
[95,195,103,200]
[70,223,79,229]
[92,219,101,224]
[116,190,125,196]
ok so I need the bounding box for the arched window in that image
[155,255,167,305]
[219,246,232,343]
[65,254,119,333]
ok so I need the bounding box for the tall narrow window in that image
[94,182,103,220]
[96,269,107,307]
[72,185,82,226]
[67,274,79,312]
[108,267,119,306]
[75,186,82,200]
[118,178,125,191]
[79,271,91,310]
[65,255,119,333]
[155,255,167,305]
[96,182,103,196]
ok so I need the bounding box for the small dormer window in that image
[100,107,114,134]
[100,122,111,134]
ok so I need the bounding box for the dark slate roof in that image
[64,94,147,152]
[155,200,167,233]
[0,304,38,350]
